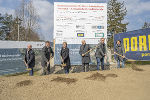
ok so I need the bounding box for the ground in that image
[0,65,150,100]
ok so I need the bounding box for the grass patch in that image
[126,61,150,65]
[4,71,29,77]
[3,69,41,77]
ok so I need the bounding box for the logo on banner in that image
[95,33,104,37]
[77,33,84,37]
[92,25,104,29]
[97,26,104,29]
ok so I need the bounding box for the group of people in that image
[24,41,54,76]
[24,38,125,76]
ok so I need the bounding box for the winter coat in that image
[79,44,91,64]
[41,46,54,67]
[114,44,125,62]
[25,49,35,68]
[60,47,71,69]
[95,43,106,58]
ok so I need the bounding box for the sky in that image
[0,0,150,41]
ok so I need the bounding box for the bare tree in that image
[26,0,40,40]
[7,0,40,41]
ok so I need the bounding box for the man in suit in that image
[79,40,91,72]
[41,41,54,75]
[95,38,106,70]
[24,44,35,76]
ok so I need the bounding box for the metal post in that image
[18,23,19,41]
[17,17,22,41]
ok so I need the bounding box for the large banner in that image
[54,2,107,44]
[0,41,45,75]
[54,2,107,65]
[114,28,150,61]
[54,44,97,65]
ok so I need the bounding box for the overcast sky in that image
[0,0,150,41]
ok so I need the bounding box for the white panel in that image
[0,41,45,48]
[55,38,101,44]
[54,2,107,44]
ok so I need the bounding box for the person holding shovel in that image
[95,38,106,70]
[24,44,35,76]
[79,40,91,72]
[41,41,54,75]
[114,40,125,68]
[60,42,71,74]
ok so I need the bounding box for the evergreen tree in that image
[3,0,40,41]
[107,0,128,48]
[142,22,150,29]
[6,17,40,41]
[0,13,13,40]
[0,13,40,41]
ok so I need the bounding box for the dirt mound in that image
[106,73,118,78]
[131,64,144,71]
[16,80,32,87]
[0,89,2,94]
[1,65,150,100]
[85,72,106,81]
[0,79,5,82]
[51,77,77,84]
[85,72,118,81]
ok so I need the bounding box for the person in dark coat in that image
[60,42,71,74]
[24,44,35,76]
[41,41,54,75]
[95,38,106,70]
[79,40,91,72]
[114,40,125,68]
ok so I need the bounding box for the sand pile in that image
[0,65,149,100]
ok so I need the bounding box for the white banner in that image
[54,2,107,44]
[0,41,45,48]
[55,38,101,44]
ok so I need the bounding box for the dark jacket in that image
[79,44,91,64]
[25,49,35,68]
[95,43,106,58]
[41,46,54,67]
[115,44,125,61]
[60,47,71,68]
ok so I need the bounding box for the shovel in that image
[24,61,32,71]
